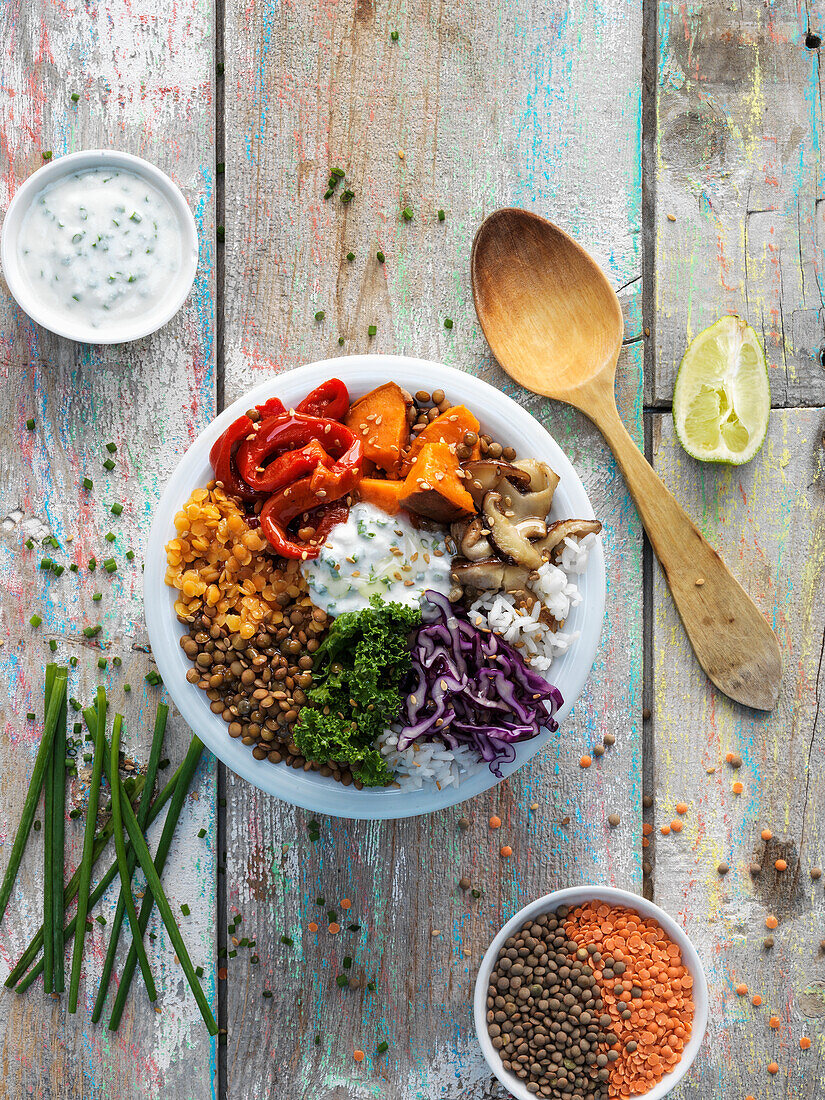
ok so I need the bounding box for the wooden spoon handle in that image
[587,391,781,711]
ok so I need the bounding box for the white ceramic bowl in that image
[474,886,709,1100]
[0,149,198,344]
[144,355,606,819]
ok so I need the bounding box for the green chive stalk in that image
[42,666,57,992]
[92,704,167,1022]
[11,763,184,994]
[109,714,156,1002]
[51,682,67,992]
[68,687,107,1013]
[0,668,67,927]
[107,735,214,1034]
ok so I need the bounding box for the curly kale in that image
[294,597,421,787]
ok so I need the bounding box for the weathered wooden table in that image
[0,0,823,1095]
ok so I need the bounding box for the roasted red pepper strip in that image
[260,489,349,560]
[236,413,359,493]
[241,439,333,496]
[295,378,349,420]
[208,414,260,501]
[255,396,287,419]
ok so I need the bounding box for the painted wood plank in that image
[655,0,825,407]
[0,1,218,1095]
[650,409,825,1095]
[222,0,644,1095]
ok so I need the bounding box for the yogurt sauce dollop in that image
[17,167,184,331]
[303,501,453,617]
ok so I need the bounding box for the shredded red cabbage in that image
[397,591,563,776]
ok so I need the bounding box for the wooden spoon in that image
[471,208,781,711]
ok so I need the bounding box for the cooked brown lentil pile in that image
[166,487,363,784]
[407,389,515,462]
[486,907,616,1098]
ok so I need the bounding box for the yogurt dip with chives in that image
[303,501,453,616]
[16,167,184,331]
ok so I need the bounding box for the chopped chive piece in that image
[103,559,117,573]
[69,563,78,573]
[444,318,453,329]
[105,533,116,543]
[377,1041,389,1053]
[70,92,80,103]
[216,61,225,75]
[26,418,35,430]
[25,539,34,549]
[88,557,96,570]
[331,167,345,178]
[341,189,355,203]
[40,558,53,570]
[42,151,52,160]
[49,640,57,652]
[402,206,413,220]
[70,656,78,668]
[390,29,399,40]
[96,914,107,925]
[27,712,36,721]
[348,923,360,931]
[217,225,225,242]
[159,758,170,769]
[280,935,292,945]
[316,896,325,906]
[125,550,135,561]
[327,910,337,922]
[376,251,385,263]
[123,684,131,692]
[92,593,102,602]
[69,808,81,819]
[111,503,123,516]
[343,956,352,969]
[52,565,65,577]
[216,163,225,175]
[262,989,272,998]
[34,820,41,831]
[228,949,237,958]
[367,325,377,337]
[323,188,334,199]
[83,625,101,638]
[145,670,162,686]
[314,310,325,322]
[197,828,206,838]
[336,974,348,987]
[471,888,482,898]
[112,656,122,667]
[346,251,355,261]
[105,442,117,453]
[181,904,191,916]
[338,336,344,346]
[103,458,115,471]
[438,209,445,221]
[97,658,107,670]
[367,980,376,991]
[69,698,81,712]
[29,614,42,627]
[251,954,259,963]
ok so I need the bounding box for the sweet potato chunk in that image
[345,382,412,474]
[399,441,476,522]
[357,477,407,516]
[406,405,481,463]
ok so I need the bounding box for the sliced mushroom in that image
[505,459,559,520]
[534,518,602,562]
[451,517,494,561]
[464,460,531,508]
[483,491,543,570]
[451,557,531,591]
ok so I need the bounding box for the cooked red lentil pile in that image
[486,902,694,1099]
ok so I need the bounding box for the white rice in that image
[386,533,597,790]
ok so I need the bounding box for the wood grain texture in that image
[0,1,218,1096]
[650,410,825,1095]
[222,0,643,1096]
[655,0,825,407]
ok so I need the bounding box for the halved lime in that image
[672,316,770,465]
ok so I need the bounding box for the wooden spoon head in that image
[471,208,624,403]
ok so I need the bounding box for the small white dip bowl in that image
[474,886,708,1100]
[0,149,198,344]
